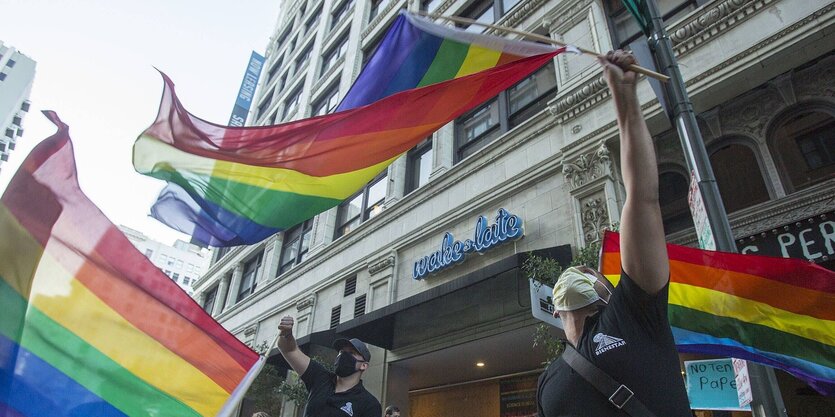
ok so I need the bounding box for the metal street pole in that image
[641,0,788,416]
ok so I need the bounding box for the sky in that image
[0,0,283,245]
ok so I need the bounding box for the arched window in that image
[658,169,694,235]
[770,108,835,192]
[709,140,770,213]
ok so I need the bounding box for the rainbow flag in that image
[599,231,835,395]
[134,11,563,247]
[1,112,263,417]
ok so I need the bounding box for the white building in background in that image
[120,225,212,295]
[0,41,36,175]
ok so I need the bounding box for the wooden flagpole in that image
[414,10,670,83]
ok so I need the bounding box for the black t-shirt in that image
[537,271,691,417]
[300,360,382,417]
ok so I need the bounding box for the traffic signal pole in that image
[641,0,788,415]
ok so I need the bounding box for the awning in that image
[335,245,571,349]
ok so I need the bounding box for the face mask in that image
[553,267,605,311]
[334,352,359,377]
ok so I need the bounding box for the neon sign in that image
[413,208,524,280]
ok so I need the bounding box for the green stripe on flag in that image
[0,278,203,417]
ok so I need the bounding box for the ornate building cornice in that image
[368,255,396,275]
[562,143,612,190]
[551,76,609,123]
[671,0,776,57]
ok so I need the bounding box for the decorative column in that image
[562,142,623,247]
[212,274,230,316]
[223,263,244,311]
[431,126,454,179]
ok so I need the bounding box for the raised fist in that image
[278,316,294,337]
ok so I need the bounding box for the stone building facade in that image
[191,0,835,415]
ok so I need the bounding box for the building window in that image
[330,306,342,328]
[455,63,557,161]
[0,73,6,81]
[283,87,303,120]
[602,0,700,48]
[21,102,30,112]
[278,219,313,276]
[312,85,340,116]
[334,172,387,238]
[172,273,180,282]
[709,140,770,213]
[0,143,5,152]
[8,142,14,151]
[406,137,433,193]
[276,26,292,48]
[144,249,153,257]
[214,246,233,264]
[331,0,354,31]
[267,56,283,83]
[305,7,322,33]
[183,277,190,285]
[369,0,390,21]
[1,154,7,162]
[321,38,348,76]
[420,0,443,12]
[658,170,694,235]
[354,294,366,317]
[770,109,835,193]
[12,116,21,126]
[5,129,13,138]
[236,254,262,303]
[295,44,313,70]
[203,285,218,313]
[257,92,274,120]
[344,276,357,296]
[457,0,522,33]
[6,59,15,68]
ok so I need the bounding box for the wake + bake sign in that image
[413,208,524,280]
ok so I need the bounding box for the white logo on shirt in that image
[340,402,354,416]
[593,333,626,356]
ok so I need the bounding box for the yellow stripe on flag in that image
[455,45,502,77]
[669,283,835,346]
[27,252,230,416]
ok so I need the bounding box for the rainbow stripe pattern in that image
[134,11,561,247]
[1,112,263,417]
[599,231,835,395]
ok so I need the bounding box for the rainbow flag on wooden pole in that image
[0,112,263,416]
[599,230,835,395]
[134,12,565,247]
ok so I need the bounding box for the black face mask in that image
[334,352,359,377]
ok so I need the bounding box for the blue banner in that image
[229,51,265,127]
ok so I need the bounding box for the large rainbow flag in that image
[134,11,563,247]
[599,231,835,395]
[0,112,263,416]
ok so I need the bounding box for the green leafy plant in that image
[525,224,618,365]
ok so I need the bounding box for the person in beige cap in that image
[536,50,690,417]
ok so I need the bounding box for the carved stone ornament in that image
[562,144,611,190]
[295,294,315,312]
[671,0,774,56]
[243,325,257,337]
[368,255,395,275]
[582,197,609,244]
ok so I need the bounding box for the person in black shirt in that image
[536,50,691,417]
[277,316,382,417]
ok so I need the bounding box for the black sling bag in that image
[561,345,658,417]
